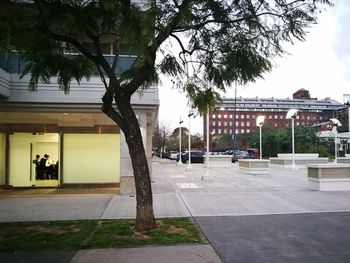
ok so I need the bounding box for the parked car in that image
[169,151,178,160]
[176,151,204,164]
[232,150,253,162]
[247,148,259,159]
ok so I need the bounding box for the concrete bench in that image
[338,154,350,164]
[307,164,350,191]
[270,153,328,166]
[277,153,319,159]
[204,155,232,168]
[337,157,350,164]
[238,159,270,175]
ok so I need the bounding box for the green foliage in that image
[240,127,333,158]
[240,132,259,149]
[185,84,222,115]
[158,54,184,77]
[0,0,331,102]
[166,127,203,151]
[212,133,232,150]
[23,54,95,93]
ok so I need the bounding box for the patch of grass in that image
[145,218,201,245]
[88,217,201,248]
[0,220,97,251]
[0,218,202,251]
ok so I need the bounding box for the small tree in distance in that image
[158,122,173,157]
[0,0,331,231]
[166,126,189,151]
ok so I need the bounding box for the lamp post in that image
[233,86,237,162]
[344,94,350,155]
[186,112,194,171]
[330,118,342,162]
[256,115,265,160]
[203,107,210,180]
[177,118,184,166]
[286,109,299,169]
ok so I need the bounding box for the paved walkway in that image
[196,212,350,263]
[1,160,350,262]
[1,162,350,222]
[1,245,221,263]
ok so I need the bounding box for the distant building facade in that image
[204,89,344,144]
[333,107,349,133]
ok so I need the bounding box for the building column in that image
[119,132,135,195]
[146,112,154,178]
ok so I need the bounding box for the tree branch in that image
[101,97,126,131]
[111,41,119,73]
[97,65,108,90]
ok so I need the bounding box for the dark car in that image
[176,151,204,164]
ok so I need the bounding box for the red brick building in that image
[204,89,345,143]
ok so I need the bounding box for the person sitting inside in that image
[34,155,41,180]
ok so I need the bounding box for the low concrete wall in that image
[270,158,329,165]
[270,153,328,166]
[337,158,350,164]
[239,159,270,175]
[277,153,319,159]
[204,155,232,168]
[307,164,350,191]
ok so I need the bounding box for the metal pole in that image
[335,133,337,162]
[348,106,350,155]
[177,119,183,166]
[233,86,237,162]
[204,108,210,180]
[179,123,181,156]
[259,125,262,160]
[343,95,350,155]
[348,106,350,135]
[292,117,296,168]
[186,113,193,171]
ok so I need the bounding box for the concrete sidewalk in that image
[1,161,350,262]
[1,245,222,263]
[71,245,221,263]
[1,162,350,222]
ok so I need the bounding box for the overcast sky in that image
[158,1,350,135]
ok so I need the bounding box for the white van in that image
[169,151,178,160]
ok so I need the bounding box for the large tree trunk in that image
[116,99,157,231]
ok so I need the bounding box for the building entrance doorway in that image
[9,133,60,187]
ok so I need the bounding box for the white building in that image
[0,50,159,193]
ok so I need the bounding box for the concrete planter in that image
[238,159,270,175]
[307,164,350,191]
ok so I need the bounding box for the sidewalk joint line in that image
[98,195,114,220]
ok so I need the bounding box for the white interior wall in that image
[63,134,120,184]
[0,133,5,185]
